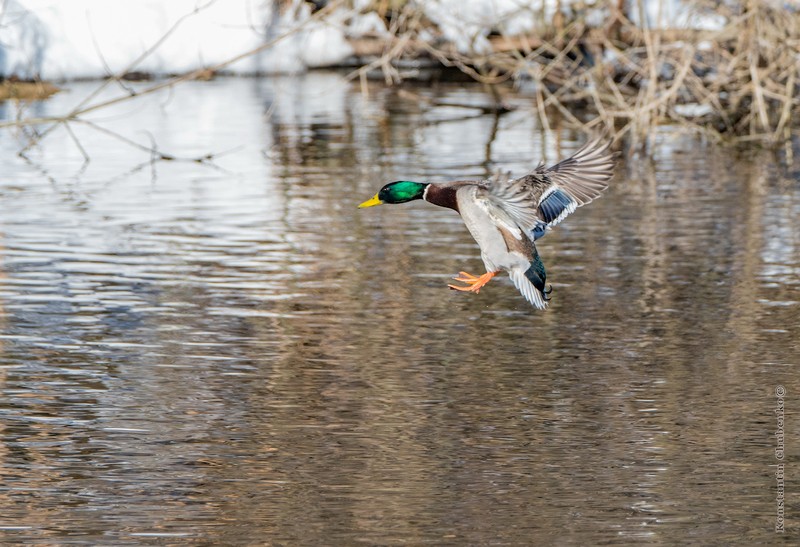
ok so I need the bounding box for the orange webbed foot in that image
[448,270,498,293]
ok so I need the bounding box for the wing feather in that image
[543,137,615,207]
[485,138,616,236]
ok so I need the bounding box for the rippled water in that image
[1,73,798,544]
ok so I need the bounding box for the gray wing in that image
[483,138,616,238]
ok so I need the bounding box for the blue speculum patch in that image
[531,223,547,240]
[539,189,574,224]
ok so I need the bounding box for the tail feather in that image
[509,269,548,309]
[508,247,550,310]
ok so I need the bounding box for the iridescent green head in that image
[358,181,428,208]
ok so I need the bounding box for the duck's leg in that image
[448,271,498,293]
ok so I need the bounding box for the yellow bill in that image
[358,194,383,208]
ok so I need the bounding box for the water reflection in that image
[0,72,798,544]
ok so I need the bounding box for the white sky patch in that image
[1,0,726,81]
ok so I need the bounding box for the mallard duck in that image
[358,138,616,309]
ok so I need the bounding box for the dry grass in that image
[0,81,60,101]
[348,0,800,149]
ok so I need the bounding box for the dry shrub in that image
[353,0,800,149]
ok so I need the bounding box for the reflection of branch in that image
[76,118,240,169]
[63,122,90,165]
[483,111,500,167]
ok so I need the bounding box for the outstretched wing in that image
[542,137,615,208]
[483,138,616,238]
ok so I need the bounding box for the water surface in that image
[1,73,798,544]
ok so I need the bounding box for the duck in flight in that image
[358,138,616,309]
